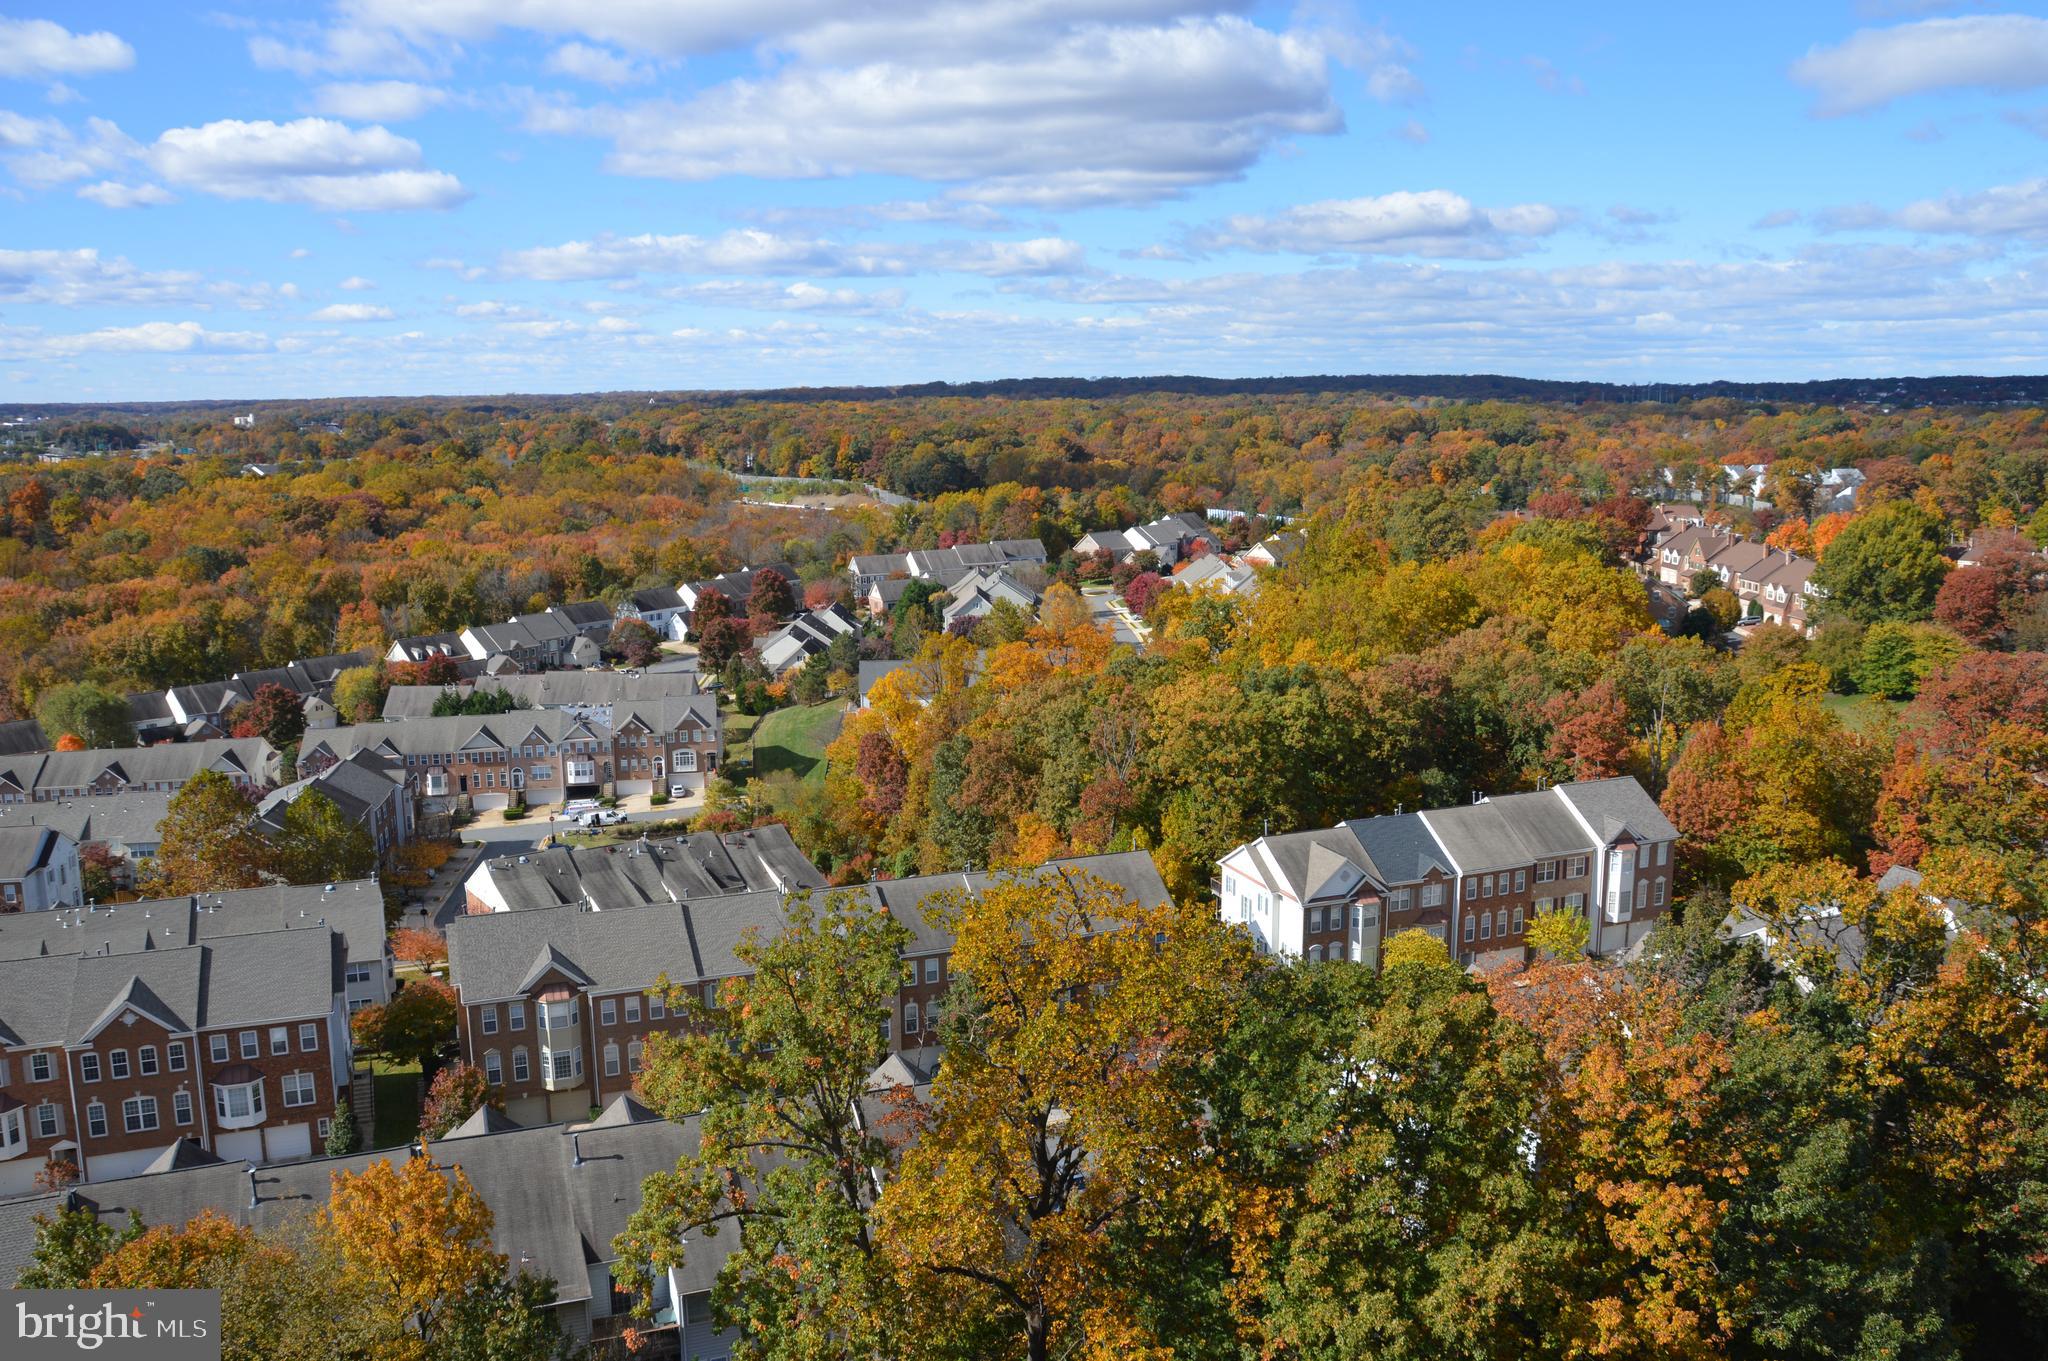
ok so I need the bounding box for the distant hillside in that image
[9,370,2048,420]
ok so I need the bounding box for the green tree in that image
[267,789,377,886]
[1220,959,1556,1361]
[34,681,134,749]
[326,1097,360,1156]
[614,889,912,1361]
[331,664,388,723]
[1813,503,1951,625]
[437,1272,582,1361]
[15,1205,142,1287]
[147,768,265,896]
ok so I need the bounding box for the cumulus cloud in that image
[543,43,649,87]
[0,19,135,80]
[655,280,909,315]
[0,112,140,187]
[76,180,173,208]
[44,320,271,355]
[338,275,376,290]
[310,302,395,320]
[1189,190,1567,259]
[310,80,447,121]
[525,16,1342,206]
[150,118,469,210]
[1792,15,2048,115]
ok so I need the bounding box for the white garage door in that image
[215,1130,263,1163]
[84,1145,168,1182]
[264,1123,312,1163]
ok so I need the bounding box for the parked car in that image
[668,782,695,799]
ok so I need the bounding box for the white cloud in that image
[0,248,201,305]
[1190,190,1567,259]
[77,180,174,208]
[248,24,434,79]
[0,19,135,80]
[1894,178,2048,235]
[44,321,271,355]
[525,15,1341,206]
[150,118,469,210]
[656,280,909,314]
[498,229,895,280]
[543,43,648,87]
[1392,119,1429,145]
[310,80,447,121]
[496,228,1087,280]
[338,275,376,290]
[0,112,140,187]
[310,302,395,320]
[1792,15,2048,115]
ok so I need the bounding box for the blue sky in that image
[5,2,2048,399]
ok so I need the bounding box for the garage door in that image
[265,1123,312,1163]
[215,1130,262,1163]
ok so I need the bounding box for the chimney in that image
[247,1164,261,1209]
[571,1132,585,1167]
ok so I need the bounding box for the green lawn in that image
[369,1058,422,1151]
[750,701,844,785]
[1822,692,1906,733]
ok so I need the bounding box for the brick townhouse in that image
[447,845,1165,1126]
[0,885,383,1194]
[1216,776,1678,968]
[0,737,283,806]
[378,667,701,722]
[300,697,722,811]
[1653,523,1823,636]
[255,749,415,861]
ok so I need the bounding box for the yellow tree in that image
[875,871,1258,1361]
[322,1155,503,1357]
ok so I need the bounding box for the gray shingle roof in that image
[1341,811,1453,886]
[1553,776,1679,846]
[0,825,63,880]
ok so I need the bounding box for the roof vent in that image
[324,884,336,893]
[571,1131,584,1167]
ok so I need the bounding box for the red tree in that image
[747,569,795,624]
[855,732,908,821]
[1933,565,2017,644]
[1908,651,2048,757]
[231,682,306,749]
[1543,678,1634,782]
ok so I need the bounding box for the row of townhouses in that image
[300,696,724,812]
[449,837,1165,1126]
[0,737,283,805]
[1165,529,1305,598]
[387,601,618,674]
[618,563,800,643]
[1647,512,1822,635]
[1216,776,1679,967]
[848,539,1049,598]
[0,1089,750,1357]
[0,880,390,1194]
[376,668,702,722]
[1073,512,1218,567]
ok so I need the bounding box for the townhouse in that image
[163,651,377,735]
[757,603,860,675]
[1073,512,1217,567]
[1216,776,1679,968]
[0,1093,743,1356]
[0,826,82,912]
[386,631,469,665]
[255,750,414,861]
[847,538,1048,598]
[616,585,689,641]
[458,601,615,671]
[378,667,701,722]
[301,697,724,810]
[940,568,1040,630]
[446,847,1166,1126]
[0,882,382,1192]
[1243,529,1305,568]
[0,738,283,805]
[0,795,169,892]
[461,825,827,915]
[1170,552,1260,597]
[676,564,799,634]
[1653,522,1824,636]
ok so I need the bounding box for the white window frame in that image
[86,1102,107,1139]
[173,1091,193,1126]
[167,1042,186,1073]
[211,1034,230,1063]
[282,1072,316,1108]
[123,1095,159,1133]
[480,1006,498,1035]
[300,1023,320,1052]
